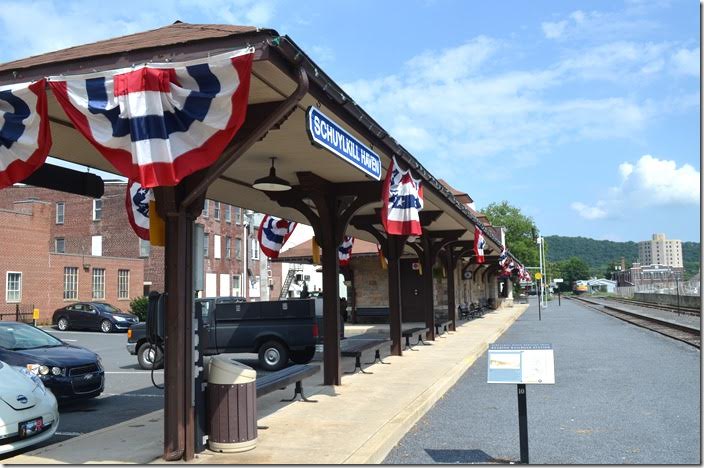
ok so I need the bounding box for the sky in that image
[1,0,700,242]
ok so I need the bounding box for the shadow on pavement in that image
[425,448,514,464]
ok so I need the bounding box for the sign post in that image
[488,343,555,464]
[554,278,563,306]
[534,273,543,321]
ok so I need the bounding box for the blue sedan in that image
[0,323,104,401]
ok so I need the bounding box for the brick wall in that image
[350,256,389,307]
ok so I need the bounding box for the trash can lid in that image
[208,356,257,385]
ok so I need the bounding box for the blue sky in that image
[0,0,699,241]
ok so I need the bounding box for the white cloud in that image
[405,36,498,83]
[541,20,567,39]
[572,155,700,220]
[671,47,699,76]
[571,202,608,220]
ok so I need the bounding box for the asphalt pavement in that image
[384,297,701,464]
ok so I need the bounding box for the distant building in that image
[586,278,617,294]
[0,183,270,321]
[639,233,683,268]
[614,262,684,288]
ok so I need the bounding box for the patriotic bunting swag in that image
[473,226,486,264]
[258,215,297,259]
[381,156,424,236]
[338,236,354,266]
[125,180,152,240]
[48,48,254,188]
[0,80,52,189]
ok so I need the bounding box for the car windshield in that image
[95,303,121,313]
[0,323,63,350]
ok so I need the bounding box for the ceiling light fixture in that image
[252,157,291,191]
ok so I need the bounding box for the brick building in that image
[0,183,271,322]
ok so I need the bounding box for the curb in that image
[343,305,527,464]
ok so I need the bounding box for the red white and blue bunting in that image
[381,156,424,236]
[125,180,152,240]
[258,215,297,259]
[0,80,52,189]
[48,48,254,188]
[338,236,354,266]
[473,225,485,264]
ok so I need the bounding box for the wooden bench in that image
[256,364,319,403]
[341,338,391,374]
[434,320,453,336]
[354,307,389,324]
[402,327,430,350]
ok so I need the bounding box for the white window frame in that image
[225,205,231,224]
[91,235,102,256]
[139,238,150,258]
[214,235,221,259]
[56,202,65,224]
[225,236,232,258]
[5,272,21,303]
[118,269,130,300]
[213,201,221,221]
[55,237,65,253]
[235,207,241,224]
[92,199,103,221]
[251,237,260,260]
[202,200,209,218]
[232,274,242,297]
[203,233,209,257]
[63,267,78,300]
[235,237,242,259]
[92,268,105,300]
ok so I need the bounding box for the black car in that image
[52,302,139,333]
[0,322,104,400]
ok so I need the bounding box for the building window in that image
[92,268,105,299]
[5,272,21,303]
[225,236,232,258]
[251,237,259,260]
[118,270,130,300]
[139,239,150,258]
[63,267,78,300]
[93,199,102,221]
[214,235,221,259]
[56,202,65,224]
[91,235,102,256]
[203,233,209,257]
[235,238,242,259]
[55,237,65,253]
[213,201,220,220]
[202,200,209,218]
[225,205,231,224]
[232,275,241,297]
[235,207,241,224]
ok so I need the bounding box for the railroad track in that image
[569,296,701,349]
[597,296,700,316]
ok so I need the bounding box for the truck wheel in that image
[290,346,316,364]
[137,343,163,370]
[258,340,289,371]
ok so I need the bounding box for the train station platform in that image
[384,297,701,464]
[4,304,528,464]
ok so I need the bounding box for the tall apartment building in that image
[638,233,683,268]
[0,183,270,321]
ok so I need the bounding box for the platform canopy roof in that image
[0,21,513,260]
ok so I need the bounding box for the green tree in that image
[555,257,590,291]
[482,201,540,268]
[129,296,149,322]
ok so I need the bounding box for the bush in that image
[130,296,149,322]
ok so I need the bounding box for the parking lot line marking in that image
[104,371,164,374]
[62,339,77,342]
[55,431,83,436]
[99,392,163,398]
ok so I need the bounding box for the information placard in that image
[487,343,555,384]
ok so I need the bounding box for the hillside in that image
[544,235,701,278]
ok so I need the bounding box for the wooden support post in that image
[420,233,436,341]
[444,250,457,332]
[387,235,406,356]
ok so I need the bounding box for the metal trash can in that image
[206,357,257,453]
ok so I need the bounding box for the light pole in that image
[537,237,547,309]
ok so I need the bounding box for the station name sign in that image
[487,343,555,384]
[306,106,381,180]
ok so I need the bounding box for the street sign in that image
[554,278,564,283]
[534,272,543,280]
[487,343,555,384]
[306,106,382,180]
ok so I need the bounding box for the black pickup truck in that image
[127,297,319,371]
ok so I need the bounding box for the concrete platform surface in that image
[4,304,526,465]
